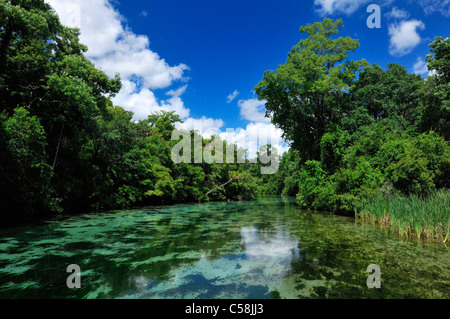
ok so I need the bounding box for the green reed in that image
[357,189,450,243]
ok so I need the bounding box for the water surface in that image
[0,198,448,299]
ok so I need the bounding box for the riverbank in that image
[356,190,450,243]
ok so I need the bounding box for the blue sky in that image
[47,0,449,153]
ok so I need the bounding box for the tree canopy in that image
[0,3,448,233]
[255,19,365,162]
[0,0,262,225]
[257,19,449,216]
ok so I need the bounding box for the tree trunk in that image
[205,179,233,196]
[52,122,65,171]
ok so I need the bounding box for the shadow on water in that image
[0,198,448,299]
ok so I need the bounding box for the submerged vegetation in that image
[1,198,449,299]
[0,2,448,244]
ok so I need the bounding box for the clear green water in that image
[0,197,448,299]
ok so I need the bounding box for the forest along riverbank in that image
[0,198,448,299]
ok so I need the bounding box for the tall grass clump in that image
[357,190,450,243]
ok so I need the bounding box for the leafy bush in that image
[295,161,327,209]
[0,108,61,216]
[320,127,351,171]
[386,151,435,195]
[332,159,385,211]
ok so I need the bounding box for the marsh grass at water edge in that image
[357,190,450,243]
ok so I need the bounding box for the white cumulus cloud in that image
[225,98,289,158]
[113,80,191,121]
[388,20,425,56]
[46,0,290,157]
[238,98,270,123]
[219,122,289,159]
[46,0,191,121]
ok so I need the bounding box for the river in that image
[0,197,448,299]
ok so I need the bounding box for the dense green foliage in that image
[1,2,448,242]
[256,19,449,240]
[255,19,365,161]
[0,0,259,225]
